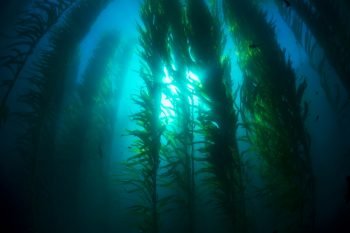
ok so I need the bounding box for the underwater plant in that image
[0,0,75,127]
[58,31,120,164]
[223,0,314,232]
[275,0,350,99]
[185,0,247,232]
[156,1,198,233]
[274,0,349,119]
[13,0,111,232]
[121,1,169,233]
[57,31,120,232]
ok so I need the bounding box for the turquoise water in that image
[0,0,349,233]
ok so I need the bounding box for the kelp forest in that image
[0,0,349,233]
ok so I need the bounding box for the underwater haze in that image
[0,0,350,233]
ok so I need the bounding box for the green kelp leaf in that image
[129,129,151,142]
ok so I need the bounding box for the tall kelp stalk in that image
[223,0,314,232]
[302,0,350,119]
[186,0,247,232]
[0,0,75,127]
[15,1,111,232]
[57,31,120,232]
[121,0,168,232]
[158,1,198,233]
[275,0,350,98]
[274,1,348,119]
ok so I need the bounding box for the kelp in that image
[0,0,75,127]
[14,1,111,232]
[274,0,349,119]
[78,32,120,105]
[18,0,111,171]
[186,0,247,232]
[121,1,168,233]
[157,1,199,233]
[223,0,314,232]
[278,0,350,98]
[56,31,120,233]
[57,31,120,160]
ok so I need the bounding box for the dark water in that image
[0,0,349,233]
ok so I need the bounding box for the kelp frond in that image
[122,1,169,233]
[223,0,314,232]
[0,0,75,127]
[186,0,247,232]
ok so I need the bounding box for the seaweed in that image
[157,1,199,233]
[56,31,120,232]
[223,0,314,232]
[0,0,75,128]
[185,0,247,232]
[57,31,120,160]
[279,0,350,98]
[13,1,111,232]
[275,0,349,119]
[121,1,168,232]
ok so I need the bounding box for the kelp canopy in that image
[0,0,349,233]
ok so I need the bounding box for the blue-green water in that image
[0,0,349,233]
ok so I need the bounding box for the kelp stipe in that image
[223,0,314,232]
[120,1,168,233]
[14,1,111,232]
[0,0,75,128]
[157,1,198,232]
[186,0,247,232]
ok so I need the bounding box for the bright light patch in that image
[169,84,179,95]
[188,46,197,62]
[161,93,173,108]
[187,71,200,83]
[211,121,219,128]
[162,66,179,95]
[187,83,194,91]
[188,95,199,106]
[162,66,172,84]
[163,76,172,84]
[160,93,175,122]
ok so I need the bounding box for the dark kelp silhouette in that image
[14,1,111,232]
[274,0,350,123]
[186,0,247,232]
[277,0,350,99]
[120,1,168,233]
[223,0,314,232]
[57,31,120,232]
[157,1,198,233]
[0,0,75,128]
